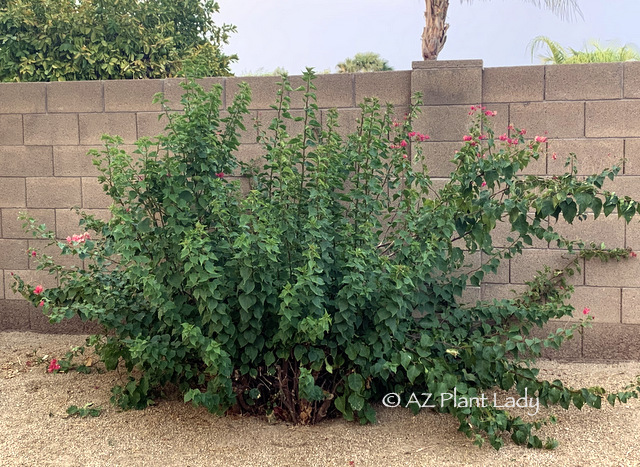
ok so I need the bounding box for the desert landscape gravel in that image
[1,331,639,466]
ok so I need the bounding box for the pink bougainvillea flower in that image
[47,359,60,373]
[479,134,488,140]
[535,136,548,143]
[417,133,430,142]
[470,141,478,147]
[519,129,527,135]
[508,124,515,131]
[485,111,497,117]
[631,251,637,258]
[216,172,225,178]
[463,135,473,141]
[498,133,508,141]
[582,307,590,315]
[402,154,408,159]
[34,285,44,295]
[31,251,37,258]
[400,140,408,148]
[470,106,476,111]
[552,152,558,160]
[481,181,487,187]
[39,300,44,307]
[407,131,416,138]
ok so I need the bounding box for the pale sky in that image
[216,0,640,75]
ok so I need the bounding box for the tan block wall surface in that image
[1,64,640,354]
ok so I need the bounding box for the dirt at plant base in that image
[1,332,639,466]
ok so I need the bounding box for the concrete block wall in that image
[1,61,640,360]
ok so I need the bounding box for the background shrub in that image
[13,71,640,450]
[0,0,236,81]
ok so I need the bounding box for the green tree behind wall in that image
[0,0,237,81]
[336,52,393,73]
[529,36,640,64]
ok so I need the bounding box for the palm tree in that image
[422,0,583,60]
[529,36,640,64]
[336,52,394,73]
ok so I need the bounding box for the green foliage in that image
[12,70,640,449]
[66,403,102,418]
[0,0,236,81]
[336,52,393,73]
[529,36,640,64]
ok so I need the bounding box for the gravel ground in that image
[1,331,639,467]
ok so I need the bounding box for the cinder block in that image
[621,288,640,324]
[510,102,584,138]
[482,66,544,103]
[221,110,257,144]
[137,112,168,139]
[53,146,102,177]
[0,239,28,269]
[545,63,622,101]
[1,208,55,239]
[519,148,547,176]
[30,307,85,334]
[412,60,483,69]
[0,146,53,176]
[81,178,112,209]
[427,178,449,199]
[55,208,110,239]
[0,178,26,208]
[585,255,640,287]
[586,101,640,137]
[0,82,46,113]
[47,81,103,112]
[0,115,23,145]
[511,249,584,285]
[414,141,460,177]
[547,138,623,175]
[623,61,640,98]
[480,283,528,301]
[24,114,79,145]
[626,218,640,252]
[0,300,31,330]
[104,80,163,112]
[412,68,481,106]
[549,213,625,250]
[28,239,83,269]
[163,77,226,110]
[583,322,640,360]
[226,76,283,110]
[235,144,267,175]
[530,320,583,360]
[623,138,640,175]
[459,286,480,306]
[480,251,509,283]
[328,108,360,138]
[26,177,81,208]
[414,105,473,142]
[289,73,354,109]
[4,269,57,300]
[256,109,306,140]
[601,175,640,200]
[565,286,621,323]
[357,70,411,106]
[79,113,137,145]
